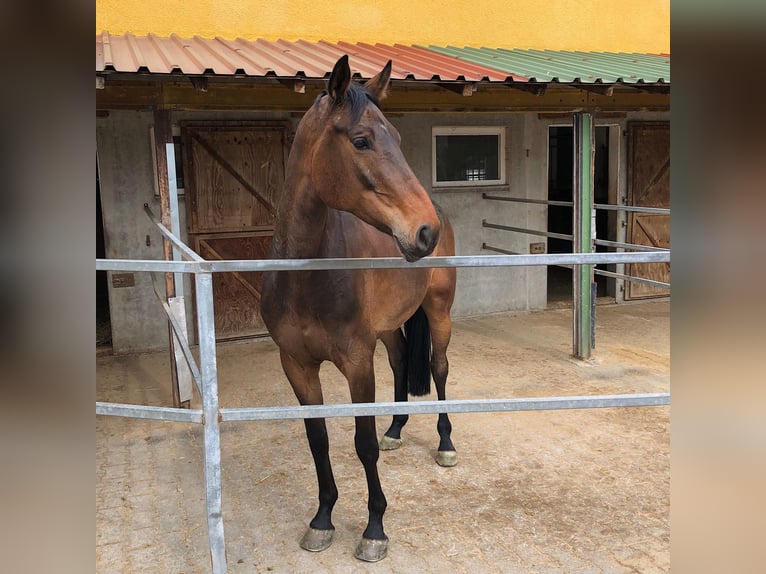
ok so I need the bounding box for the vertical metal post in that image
[165,143,193,405]
[573,113,596,359]
[195,272,227,573]
[153,108,182,406]
[165,142,185,297]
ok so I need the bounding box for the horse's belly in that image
[369,267,430,333]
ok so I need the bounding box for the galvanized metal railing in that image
[97,245,670,574]
[481,197,671,265]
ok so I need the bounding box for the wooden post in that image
[153,107,185,407]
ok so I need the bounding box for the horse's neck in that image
[271,173,330,259]
[272,111,340,259]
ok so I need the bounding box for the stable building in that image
[96,35,669,353]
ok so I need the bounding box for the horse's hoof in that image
[300,527,334,552]
[354,536,389,562]
[436,450,458,467]
[379,435,403,451]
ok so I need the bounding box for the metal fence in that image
[481,194,671,289]
[95,127,672,573]
[97,215,670,573]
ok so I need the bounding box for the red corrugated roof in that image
[335,41,524,82]
[96,33,525,82]
[97,33,670,85]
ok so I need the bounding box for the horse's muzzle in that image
[396,224,439,262]
[415,224,438,255]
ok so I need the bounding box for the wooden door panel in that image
[627,216,671,298]
[183,123,288,340]
[626,122,670,300]
[195,234,272,339]
[186,128,284,233]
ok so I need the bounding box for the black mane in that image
[315,82,380,122]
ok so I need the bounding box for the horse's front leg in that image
[340,354,389,562]
[379,329,408,450]
[279,351,338,552]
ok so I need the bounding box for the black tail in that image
[404,306,431,396]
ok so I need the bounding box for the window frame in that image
[431,126,507,188]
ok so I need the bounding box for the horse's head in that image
[308,56,441,262]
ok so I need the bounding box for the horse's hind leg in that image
[279,351,338,552]
[429,312,457,466]
[379,329,408,450]
[423,267,457,467]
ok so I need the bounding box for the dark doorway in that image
[593,127,611,298]
[97,164,112,350]
[547,126,610,306]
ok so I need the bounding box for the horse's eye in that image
[352,137,371,150]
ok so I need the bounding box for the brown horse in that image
[261,55,457,562]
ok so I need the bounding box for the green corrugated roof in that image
[423,46,670,84]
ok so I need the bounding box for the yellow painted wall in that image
[97,0,669,54]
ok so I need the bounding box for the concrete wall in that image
[97,110,168,352]
[97,108,669,353]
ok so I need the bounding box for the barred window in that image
[432,126,506,187]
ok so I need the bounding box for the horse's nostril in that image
[416,224,436,252]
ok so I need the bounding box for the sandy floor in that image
[97,300,669,573]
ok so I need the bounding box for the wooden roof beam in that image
[576,84,615,97]
[436,82,475,96]
[576,82,670,96]
[189,77,208,93]
[630,83,671,94]
[504,82,547,96]
[277,78,306,93]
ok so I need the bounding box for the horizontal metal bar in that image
[593,239,670,253]
[484,220,573,241]
[149,274,203,396]
[594,269,671,290]
[96,258,198,273]
[482,198,665,213]
[482,244,578,270]
[220,393,670,422]
[144,204,204,262]
[97,402,204,423]
[208,252,670,271]
[594,203,670,215]
[482,193,573,207]
[98,251,671,275]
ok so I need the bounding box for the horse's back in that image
[433,205,455,258]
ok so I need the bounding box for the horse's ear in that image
[365,60,392,100]
[328,55,352,103]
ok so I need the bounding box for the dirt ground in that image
[96,300,670,573]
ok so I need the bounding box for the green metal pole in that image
[573,113,595,359]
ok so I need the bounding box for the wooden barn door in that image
[183,122,288,340]
[626,122,670,300]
